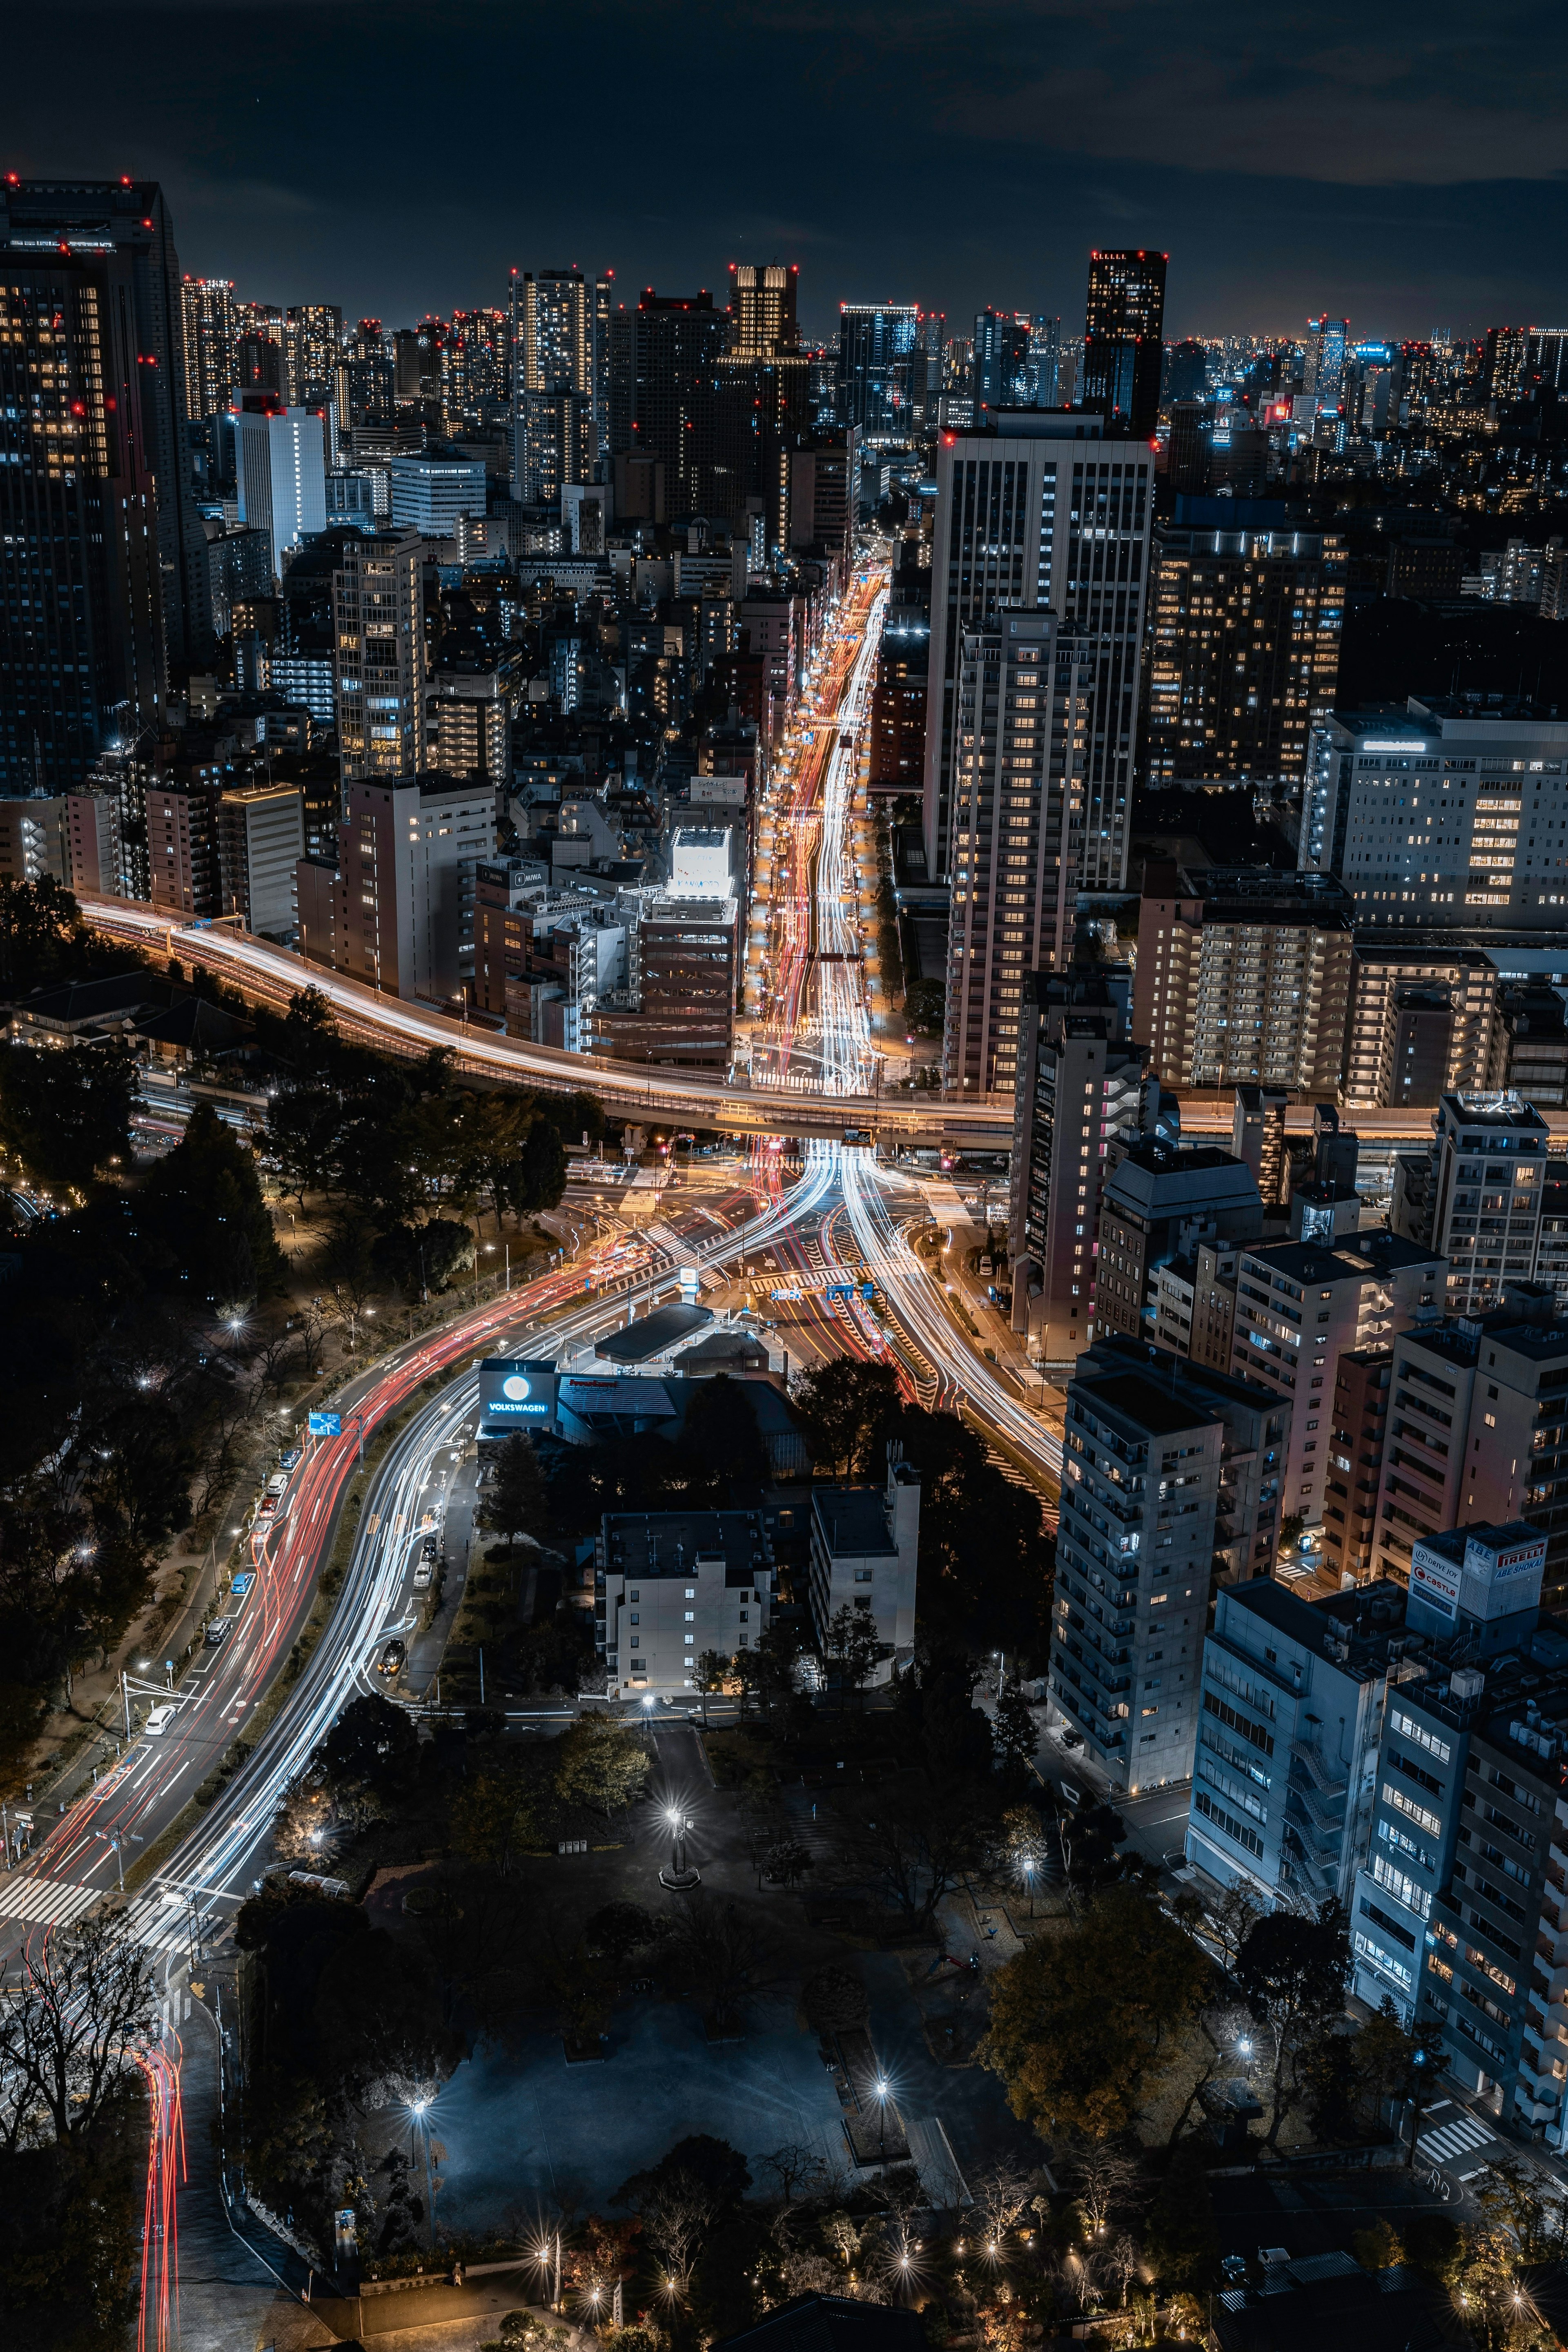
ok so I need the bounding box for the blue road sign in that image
[308,1410,342,1438]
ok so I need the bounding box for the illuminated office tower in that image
[285,304,343,407]
[729,263,799,359]
[836,303,920,437]
[974,310,1031,409]
[1081,249,1167,438]
[1304,315,1350,411]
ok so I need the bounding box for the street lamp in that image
[874,2074,891,2158]
[660,1803,700,1891]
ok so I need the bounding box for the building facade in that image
[596,1508,775,1696]
[332,528,425,784]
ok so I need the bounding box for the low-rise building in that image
[807,1452,920,1685]
[1321,1345,1392,1586]
[595,1508,776,1696]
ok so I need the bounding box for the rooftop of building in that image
[1330,694,1568,740]
[599,1508,768,1587]
[596,1304,714,1363]
[1438,1089,1552,1137]
[1217,1572,1413,1683]
[1143,862,1355,918]
[1070,1366,1217,1441]
[1238,1232,1441,1286]
[811,1484,900,1559]
[714,2292,926,2352]
[11,970,171,1021]
[1105,1140,1259,1205]
[1078,1334,1283,1418]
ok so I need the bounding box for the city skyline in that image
[7,0,1568,336]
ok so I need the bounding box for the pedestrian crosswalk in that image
[0,1870,103,1927]
[1417,2105,1497,2167]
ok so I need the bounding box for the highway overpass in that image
[77,895,1016,1148]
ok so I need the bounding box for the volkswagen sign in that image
[479,1357,556,1425]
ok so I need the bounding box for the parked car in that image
[377,1638,407,1677]
[421,1535,439,1559]
[258,1493,278,1514]
[265,1472,289,1496]
[144,1703,178,1736]
[205,1617,235,1647]
[412,1560,434,1592]
[279,1447,301,1470]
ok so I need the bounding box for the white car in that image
[412,1560,434,1592]
[144,1703,178,1736]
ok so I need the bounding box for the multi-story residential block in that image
[1539,1165,1568,1315]
[1134,865,1355,1095]
[1392,1091,1550,1316]
[1228,1233,1446,1528]
[1230,1085,1290,1207]
[1186,1576,1409,1905]
[1146,508,1345,789]
[1489,985,1568,1107]
[180,275,240,422]
[596,1507,776,1697]
[1322,1345,1392,1585]
[1190,1237,1244,1372]
[942,607,1093,1094]
[1096,1140,1263,1348]
[1302,695,1568,933]
[807,1452,921,1686]
[332,528,425,784]
[1341,944,1496,1110]
[296,773,496,1004]
[922,412,1153,889]
[1049,1336,1289,1793]
[1008,970,1147,1368]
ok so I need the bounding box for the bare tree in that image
[757,2143,830,2205]
[972,2161,1035,2255]
[0,1908,158,2149]
[1067,2142,1143,2242]
[638,2172,718,2290]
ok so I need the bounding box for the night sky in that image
[9,0,1568,341]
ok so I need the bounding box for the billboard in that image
[1409,1537,1461,1622]
[479,1357,557,1425]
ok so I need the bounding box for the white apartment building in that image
[595,1507,775,1695]
[233,399,328,579]
[807,1455,921,1683]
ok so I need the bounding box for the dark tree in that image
[0,1037,135,1192]
[483,1432,543,1550]
[680,1373,768,1489]
[793,1356,901,1474]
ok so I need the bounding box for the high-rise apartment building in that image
[942,608,1094,1094]
[587,889,737,1068]
[1095,1140,1263,1346]
[1049,1335,1288,1793]
[923,412,1153,889]
[1303,697,1568,934]
[180,276,239,421]
[1146,510,1345,787]
[1321,1345,1392,1585]
[1227,1233,1446,1527]
[1080,249,1167,439]
[835,304,920,439]
[284,304,343,408]
[440,307,509,431]
[216,780,305,937]
[332,528,425,784]
[513,268,591,396]
[1186,1576,1409,1906]
[1007,971,1148,1367]
[1134,865,1356,1095]
[233,395,329,579]
[1341,945,1497,1111]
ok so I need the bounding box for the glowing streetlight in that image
[660,1802,700,1891]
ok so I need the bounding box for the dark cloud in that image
[4,0,1566,334]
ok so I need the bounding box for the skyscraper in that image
[285,304,343,408]
[0,183,174,787]
[2,178,209,666]
[728,264,799,360]
[836,304,920,438]
[973,310,1030,410]
[1080,249,1167,439]
[1304,315,1349,411]
[922,412,1154,891]
[606,290,730,513]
